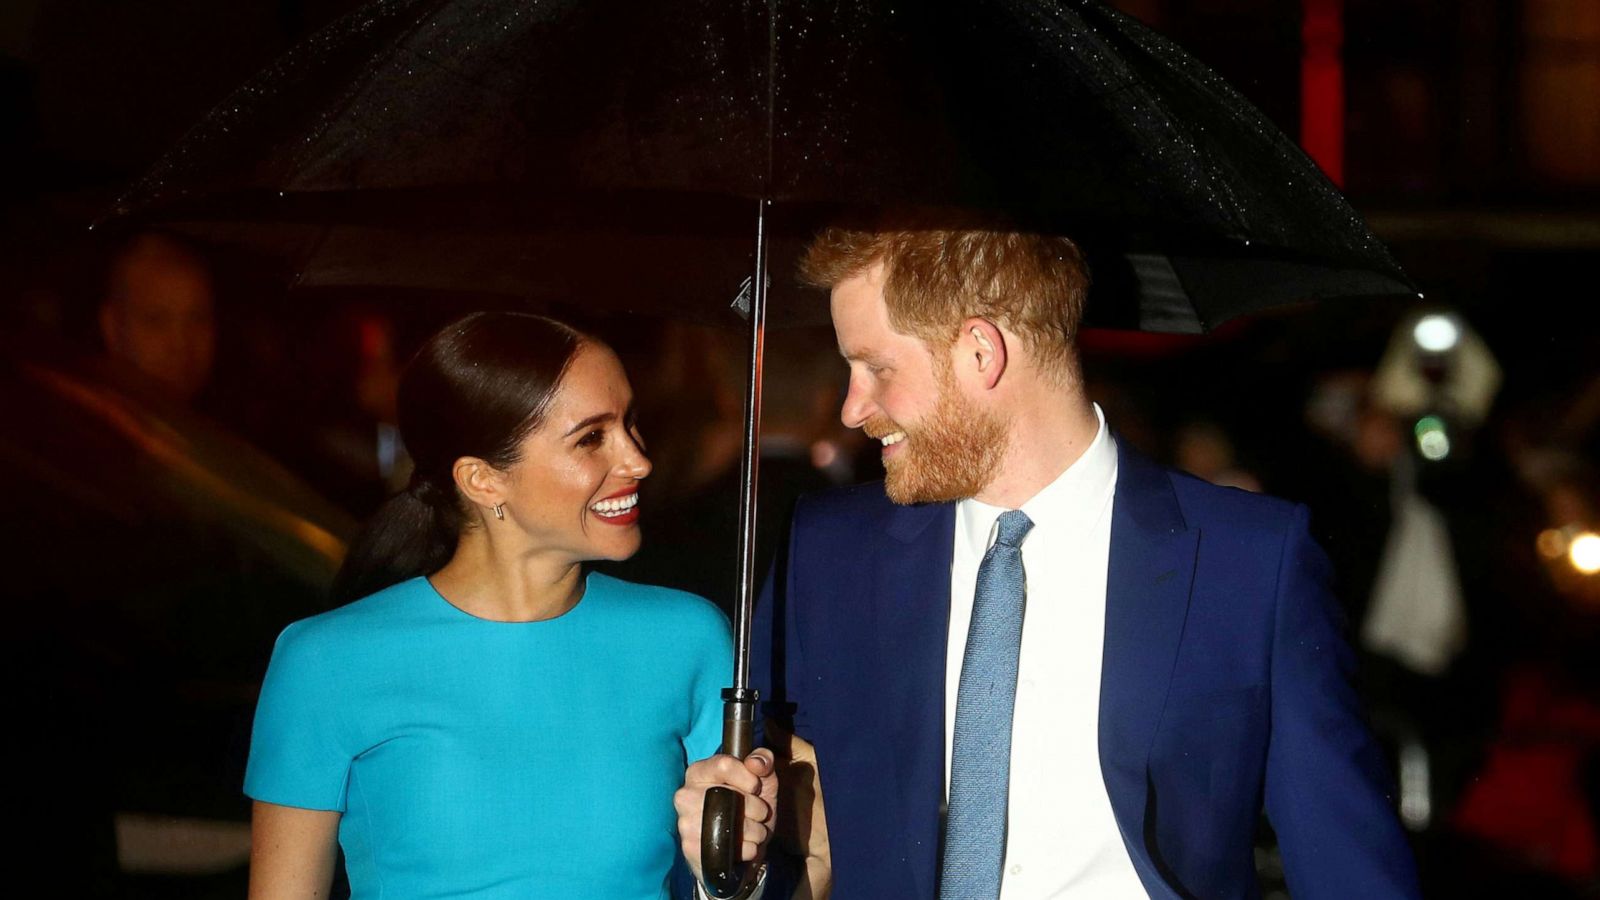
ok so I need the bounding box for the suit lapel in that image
[1100,442,1198,896]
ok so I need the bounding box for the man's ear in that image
[452,456,506,516]
[958,317,1008,390]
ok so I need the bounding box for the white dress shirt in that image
[946,404,1147,897]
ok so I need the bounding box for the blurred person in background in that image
[1172,418,1262,492]
[1296,313,1517,686]
[602,325,849,615]
[1295,322,1584,893]
[2,234,354,895]
[286,306,413,518]
[97,231,216,405]
[246,312,750,899]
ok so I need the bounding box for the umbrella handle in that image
[701,688,760,899]
[701,787,746,898]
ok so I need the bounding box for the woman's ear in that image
[452,456,505,517]
[958,317,1008,390]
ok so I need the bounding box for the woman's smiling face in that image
[497,342,651,563]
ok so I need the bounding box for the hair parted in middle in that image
[799,209,1091,382]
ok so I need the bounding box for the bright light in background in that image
[1414,415,1451,461]
[1417,431,1450,461]
[1571,532,1600,575]
[1412,314,1461,353]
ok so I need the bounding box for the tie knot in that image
[993,510,1033,549]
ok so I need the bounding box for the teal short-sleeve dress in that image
[245,572,731,898]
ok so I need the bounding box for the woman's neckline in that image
[421,570,596,624]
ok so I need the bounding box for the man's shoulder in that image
[1157,461,1304,540]
[1170,468,1296,516]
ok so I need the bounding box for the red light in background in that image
[1301,0,1345,187]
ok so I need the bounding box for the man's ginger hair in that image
[799,211,1090,383]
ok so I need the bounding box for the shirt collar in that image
[955,403,1117,557]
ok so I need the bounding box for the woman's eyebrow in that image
[563,412,615,437]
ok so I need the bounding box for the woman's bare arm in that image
[249,800,341,899]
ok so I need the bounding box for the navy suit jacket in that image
[749,441,1421,899]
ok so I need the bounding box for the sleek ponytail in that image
[330,312,588,604]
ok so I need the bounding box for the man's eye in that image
[577,429,604,448]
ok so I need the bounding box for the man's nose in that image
[840,377,876,429]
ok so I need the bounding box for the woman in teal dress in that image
[245,312,763,898]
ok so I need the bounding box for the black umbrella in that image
[107,1,1413,893]
[110,0,1413,329]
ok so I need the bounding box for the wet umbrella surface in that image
[112,0,1411,329]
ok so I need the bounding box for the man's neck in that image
[973,389,1100,509]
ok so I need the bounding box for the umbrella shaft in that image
[732,198,771,693]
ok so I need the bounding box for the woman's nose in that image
[619,438,652,480]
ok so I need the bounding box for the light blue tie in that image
[940,509,1034,899]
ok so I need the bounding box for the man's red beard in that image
[866,365,1009,505]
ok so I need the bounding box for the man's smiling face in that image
[831,260,1009,504]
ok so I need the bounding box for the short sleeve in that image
[683,602,735,763]
[244,620,354,811]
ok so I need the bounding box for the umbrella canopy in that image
[109,0,1412,330]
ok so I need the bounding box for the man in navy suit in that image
[677,219,1421,899]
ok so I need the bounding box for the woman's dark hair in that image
[330,311,589,603]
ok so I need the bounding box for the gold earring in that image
[493,503,505,521]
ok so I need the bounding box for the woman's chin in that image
[594,534,643,563]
